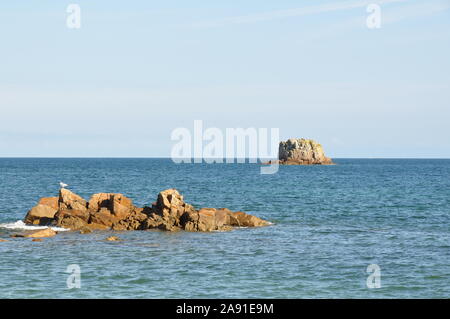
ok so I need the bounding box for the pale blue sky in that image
[0,0,449,157]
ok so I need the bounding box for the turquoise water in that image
[0,158,449,298]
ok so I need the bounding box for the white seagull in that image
[59,182,69,188]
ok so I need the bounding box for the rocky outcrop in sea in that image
[24,188,269,232]
[267,138,334,165]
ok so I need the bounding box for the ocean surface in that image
[0,158,449,298]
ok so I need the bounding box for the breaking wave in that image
[0,220,69,232]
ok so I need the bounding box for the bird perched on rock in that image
[59,182,68,188]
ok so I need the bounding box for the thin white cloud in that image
[382,0,450,25]
[192,0,407,28]
[298,0,450,43]
[302,0,450,40]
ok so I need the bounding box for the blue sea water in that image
[0,158,449,298]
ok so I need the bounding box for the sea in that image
[0,158,449,298]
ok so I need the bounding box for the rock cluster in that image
[267,138,333,165]
[24,188,269,232]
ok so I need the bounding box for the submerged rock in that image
[10,228,56,238]
[267,138,334,165]
[25,228,57,238]
[23,188,270,233]
[79,226,92,234]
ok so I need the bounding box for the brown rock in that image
[0,239,8,242]
[54,208,90,230]
[197,208,218,232]
[141,214,163,229]
[112,208,148,230]
[39,197,59,210]
[24,204,58,225]
[154,189,186,219]
[111,194,134,219]
[56,216,85,229]
[180,208,220,232]
[231,211,269,227]
[32,238,44,242]
[87,193,135,229]
[59,189,88,211]
[106,236,120,241]
[88,193,134,217]
[181,208,199,232]
[215,208,232,227]
[24,228,56,238]
[88,193,112,212]
[89,208,118,227]
[58,209,90,222]
[143,189,190,231]
[145,215,181,231]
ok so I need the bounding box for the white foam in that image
[0,220,69,232]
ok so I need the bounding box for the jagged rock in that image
[112,208,149,231]
[274,138,333,165]
[87,193,136,228]
[89,207,117,227]
[88,193,134,219]
[106,236,120,241]
[23,188,270,232]
[111,194,134,219]
[88,193,112,212]
[141,189,195,231]
[59,189,88,211]
[54,207,90,230]
[154,188,188,219]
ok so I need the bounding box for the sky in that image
[0,0,449,158]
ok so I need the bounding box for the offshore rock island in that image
[266,138,334,165]
[23,188,269,233]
